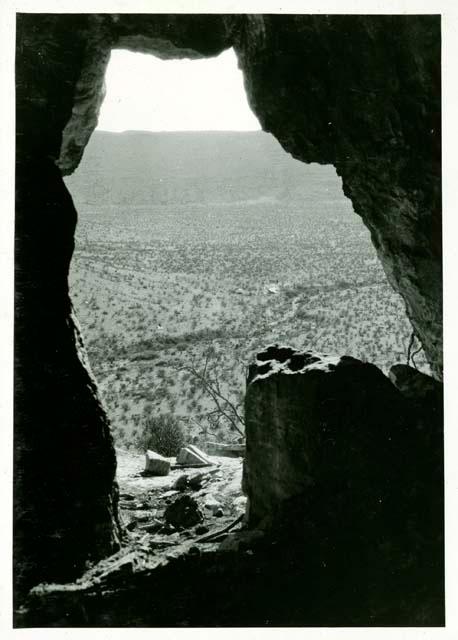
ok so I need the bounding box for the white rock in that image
[267,284,279,294]
[203,494,223,515]
[144,450,171,476]
[176,444,213,467]
[232,495,248,514]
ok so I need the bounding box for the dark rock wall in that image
[14,10,237,595]
[243,347,444,623]
[15,12,441,593]
[15,15,122,594]
[233,15,442,378]
[57,14,237,174]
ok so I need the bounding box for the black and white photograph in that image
[1,0,457,633]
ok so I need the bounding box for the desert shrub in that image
[135,413,185,457]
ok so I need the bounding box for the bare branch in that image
[177,349,245,436]
[177,355,245,436]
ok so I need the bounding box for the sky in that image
[97,48,261,132]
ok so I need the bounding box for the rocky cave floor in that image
[17,449,273,627]
[116,448,248,552]
[16,443,443,627]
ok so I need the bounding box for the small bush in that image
[136,413,185,457]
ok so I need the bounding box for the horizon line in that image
[95,128,264,134]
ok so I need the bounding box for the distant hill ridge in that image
[65,129,341,207]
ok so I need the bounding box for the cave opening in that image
[64,46,426,457]
[14,14,443,625]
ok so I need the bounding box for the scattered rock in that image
[218,529,264,552]
[144,450,171,476]
[188,472,205,490]
[232,495,248,514]
[266,284,280,294]
[164,495,203,529]
[126,513,151,525]
[137,519,162,534]
[173,474,189,491]
[215,508,224,518]
[203,494,223,515]
[159,523,176,535]
[161,490,179,499]
[120,502,141,511]
[195,524,209,535]
[176,445,213,467]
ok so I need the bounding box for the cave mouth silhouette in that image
[14,14,442,625]
[63,45,414,457]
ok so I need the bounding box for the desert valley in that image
[65,130,428,451]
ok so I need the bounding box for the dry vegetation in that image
[66,131,428,448]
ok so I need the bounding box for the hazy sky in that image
[97,48,261,132]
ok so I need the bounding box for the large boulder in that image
[176,445,213,467]
[144,450,171,476]
[243,345,417,527]
[243,345,443,620]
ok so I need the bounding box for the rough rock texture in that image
[389,363,443,454]
[233,15,442,378]
[176,444,213,466]
[15,12,441,600]
[15,15,123,596]
[389,363,443,405]
[243,346,443,618]
[144,450,171,476]
[244,346,441,525]
[54,14,442,378]
[56,14,238,174]
[164,495,204,529]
